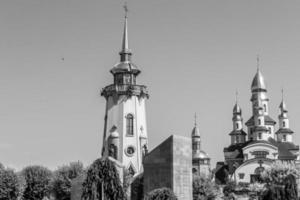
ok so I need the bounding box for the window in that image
[258,132,262,139]
[236,136,239,143]
[283,121,286,128]
[243,154,248,160]
[126,114,134,136]
[258,119,261,125]
[264,104,267,112]
[236,123,239,129]
[239,173,245,179]
[268,127,271,134]
[283,135,287,141]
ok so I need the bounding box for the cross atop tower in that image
[194,112,197,127]
[235,90,239,104]
[123,2,128,18]
[256,55,260,71]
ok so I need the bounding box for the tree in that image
[21,165,52,200]
[81,158,125,200]
[0,168,19,200]
[144,188,177,200]
[193,175,219,200]
[261,161,299,200]
[52,161,84,200]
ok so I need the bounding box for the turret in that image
[229,96,246,144]
[192,114,201,155]
[276,91,294,142]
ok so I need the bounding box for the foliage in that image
[0,163,4,171]
[21,165,53,200]
[260,161,299,200]
[144,187,177,200]
[131,174,144,200]
[81,158,125,200]
[52,161,84,200]
[193,175,219,200]
[0,168,19,200]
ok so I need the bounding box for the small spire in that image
[256,54,260,72]
[120,2,131,62]
[235,90,239,104]
[194,113,197,127]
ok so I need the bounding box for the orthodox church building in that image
[222,66,299,183]
[100,12,149,177]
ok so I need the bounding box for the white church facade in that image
[223,67,299,183]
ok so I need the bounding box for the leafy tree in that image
[52,161,84,200]
[261,161,299,200]
[193,175,219,200]
[144,188,177,200]
[0,168,19,200]
[21,165,52,200]
[81,158,125,200]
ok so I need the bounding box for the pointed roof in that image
[251,69,267,92]
[110,7,140,75]
[233,103,242,115]
[192,113,201,137]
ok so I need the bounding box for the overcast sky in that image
[1,0,300,170]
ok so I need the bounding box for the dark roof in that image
[245,115,277,126]
[275,128,294,134]
[229,130,247,136]
[224,138,299,160]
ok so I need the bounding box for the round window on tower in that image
[125,146,135,157]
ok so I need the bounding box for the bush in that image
[193,175,219,200]
[144,188,177,200]
[52,161,84,200]
[81,158,125,200]
[0,168,19,200]
[21,165,52,200]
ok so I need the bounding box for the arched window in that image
[236,123,239,129]
[126,114,134,136]
[283,134,287,141]
[258,119,261,125]
[283,121,286,128]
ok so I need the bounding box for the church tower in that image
[229,96,246,144]
[246,59,276,141]
[276,91,294,142]
[101,10,149,176]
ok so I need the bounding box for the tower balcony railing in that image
[101,84,149,99]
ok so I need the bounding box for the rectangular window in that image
[239,173,245,179]
[258,133,262,139]
[283,135,287,141]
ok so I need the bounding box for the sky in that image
[1,0,300,170]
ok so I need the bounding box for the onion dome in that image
[279,101,287,112]
[251,70,267,92]
[233,103,242,115]
[191,126,200,137]
[193,150,210,159]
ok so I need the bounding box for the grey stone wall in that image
[143,135,192,200]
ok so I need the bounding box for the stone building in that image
[219,66,299,183]
[191,115,211,177]
[100,11,149,177]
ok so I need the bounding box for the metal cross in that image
[123,2,128,17]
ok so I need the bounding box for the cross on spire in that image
[194,113,197,127]
[256,54,260,71]
[123,2,128,18]
[235,90,239,104]
[281,88,284,102]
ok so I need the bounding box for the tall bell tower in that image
[100,7,149,176]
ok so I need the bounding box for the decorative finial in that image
[194,113,197,127]
[123,2,128,18]
[256,54,260,71]
[235,90,239,104]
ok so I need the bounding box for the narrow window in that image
[258,133,262,139]
[283,121,286,128]
[264,104,267,112]
[268,127,271,134]
[283,135,287,141]
[236,123,239,129]
[236,136,239,143]
[258,119,261,125]
[126,114,134,136]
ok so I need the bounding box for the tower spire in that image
[120,2,131,62]
[235,90,239,104]
[281,88,284,102]
[194,112,197,127]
